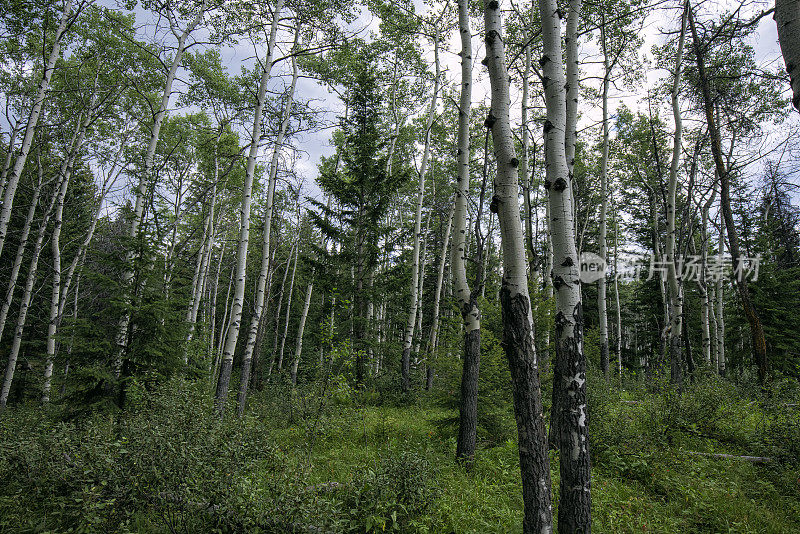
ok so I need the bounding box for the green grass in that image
[251,389,800,533]
[1,377,798,532]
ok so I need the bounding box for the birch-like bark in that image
[116,1,208,377]
[425,204,453,390]
[699,187,716,367]
[0,0,74,263]
[41,113,92,403]
[0,167,68,408]
[614,214,622,375]
[277,237,299,373]
[689,4,766,380]
[716,215,726,375]
[666,4,688,388]
[486,2,554,531]
[184,205,212,360]
[454,0,481,465]
[0,126,19,203]
[776,0,800,111]
[549,0,583,452]
[402,27,440,391]
[268,244,294,377]
[520,40,535,275]
[598,20,611,376]
[538,0,591,528]
[290,280,313,386]
[215,0,283,416]
[0,167,44,344]
[237,48,298,413]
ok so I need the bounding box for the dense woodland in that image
[1,0,800,531]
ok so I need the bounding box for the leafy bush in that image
[0,378,287,532]
[338,451,437,532]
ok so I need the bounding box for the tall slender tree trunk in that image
[550,0,583,452]
[666,4,688,389]
[454,0,481,466]
[237,47,298,414]
[290,279,313,386]
[598,20,611,376]
[0,167,44,344]
[115,1,208,379]
[215,0,283,416]
[486,2,555,532]
[614,206,622,375]
[425,204,453,390]
[688,3,768,382]
[268,244,294,377]
[0,167,69,408]
[538,0,592,528]
[0,0,74,263]
[277,237,299,373]
[716,215,726,375]
[402,28,441,391]
[41,118,90,403]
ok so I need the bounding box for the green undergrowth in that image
[0,375,798,532]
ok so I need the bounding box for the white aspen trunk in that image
[115,1,208,377]
[709,281,718,369]
[0,170,67,409]
[666,5,688,388]
[0,0,74,263]
[214,0,282,415]
[268,244,294,377]
[486,2,555,531]
[543,199,554,367]
[425,203,454,390]
[238,49,298,413]
[564,0,582,224]
[402,29,440,391]
[454,0,480,466]
[290,280,313,386]
[40,103,95,404]
[214,260,235,378]
[598,23,611,375]
[184,209,212,358]
[520,35,535,276]
[413,212,430,359]
[716,216,726,375]
[208,243,225,369]
[41,170,73,403]
[0,126,19,202]
[776,0,800,111]
[0,171,43,344]
[549,0,583,451]
[614,209,622,375]
[699,190,716,367]
[277,238,299,373]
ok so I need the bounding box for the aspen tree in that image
[215,0,284,415]
[666,3,688,388]
[537,0,592,527]
[0,0,75,263]
[237,41,299,414]
[776,0,800,111]
[485,1,554,530]
[402,24,441,391]
[453,0,481,465]
[115,1,209,378]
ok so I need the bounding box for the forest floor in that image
[1,375,799,533]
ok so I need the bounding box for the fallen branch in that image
[685,451,772,464]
